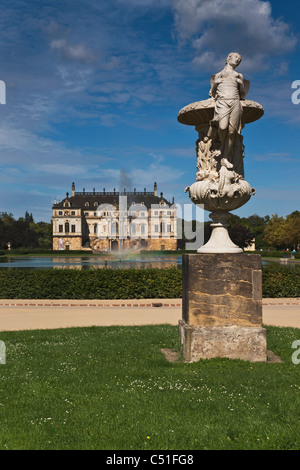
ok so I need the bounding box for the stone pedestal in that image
[179,253,267,362]
[197,212,243,254]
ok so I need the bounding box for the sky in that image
[0,0,300,223]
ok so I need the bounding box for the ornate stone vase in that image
[178,65,264,253]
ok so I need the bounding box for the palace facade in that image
[52,182,178,251]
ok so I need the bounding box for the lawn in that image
[0,324,300,450]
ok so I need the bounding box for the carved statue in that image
[207,52,249,168]
[178,52,264,253]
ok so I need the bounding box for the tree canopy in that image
[0,212,52,250]
[264,212,300,249]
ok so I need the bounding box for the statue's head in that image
[226,52,242,68]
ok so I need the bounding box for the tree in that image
[24,211,34,223]
[13,220,39,248]
[283,211,300,248]
[243,214,270,249]
[0,212,15,225]
[0,213,39,249]
[229,224,254,248]
[32,221,52,249]
[227,213,269,249]
[264,214,287,249]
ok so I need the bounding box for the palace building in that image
[52,182,178,252]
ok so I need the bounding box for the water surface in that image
[0,255,296,270]
[0,255,183,270]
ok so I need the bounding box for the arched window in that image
[65,222,70,233]
[111,222,118,236]
[130,223,136,236]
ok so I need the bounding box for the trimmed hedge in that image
[0,264,299,299]
[0,267,182,299]
[262,263,300,298]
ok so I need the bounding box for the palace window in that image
[71,225,76,233]
[130,224,136,236]
[111,222,118,236]
[59,225,63,233]
[65,222,70,233]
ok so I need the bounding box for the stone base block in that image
[179,320,267,363]
[182,253,263,327]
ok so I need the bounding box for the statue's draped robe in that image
[210,75,242,134]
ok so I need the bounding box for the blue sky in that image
[0,0,300,222]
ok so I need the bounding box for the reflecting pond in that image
[0,255,298,270]
[0,255,183,270]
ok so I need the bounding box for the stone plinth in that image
[180,253,267,362]
[179,322,267,362]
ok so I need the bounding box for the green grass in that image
[0,324,300,450]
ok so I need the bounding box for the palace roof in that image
[53,183,174,210]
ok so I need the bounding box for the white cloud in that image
[99,113,119,127]
[51,38,97,64]
[35,163,88,176]
[172,0,297,72]
[0,126,41,153]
